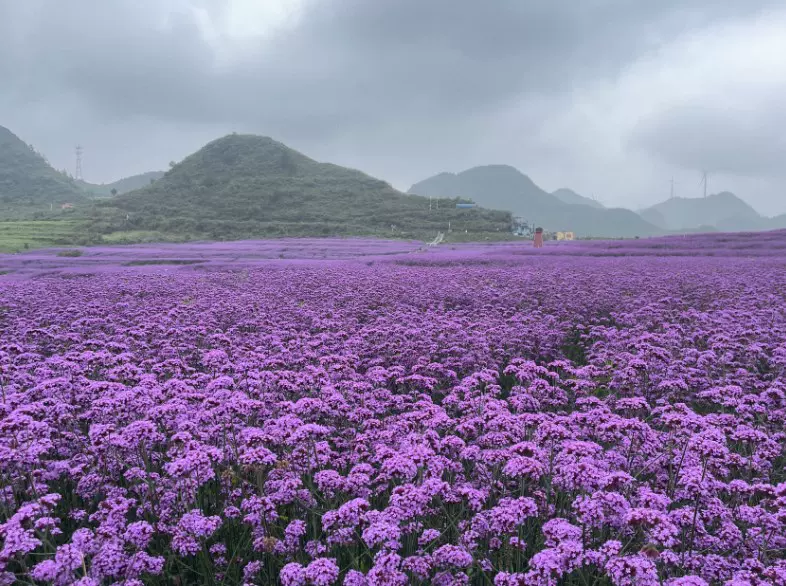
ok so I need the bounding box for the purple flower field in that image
[2,232,786,585]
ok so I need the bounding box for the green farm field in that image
[0,220,83,253]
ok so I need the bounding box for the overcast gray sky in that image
[2,0,785,214]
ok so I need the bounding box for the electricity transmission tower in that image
[75,145,83,181]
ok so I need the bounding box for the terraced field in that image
[0,220,82,252]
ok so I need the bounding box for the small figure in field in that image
[533,227,544,248]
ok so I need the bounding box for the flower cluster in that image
[2,233,786,585]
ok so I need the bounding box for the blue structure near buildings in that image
[512,216,532,236]
[456,203,477,209]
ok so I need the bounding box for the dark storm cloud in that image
[2,0,775,133]
[630,102,786,178]
[0,0,782,204]
[2,2,213,120]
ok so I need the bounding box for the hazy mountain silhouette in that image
[552,188,604,209]
[769,214,786,230]
[409,165,660,237]
[639,192,767,232]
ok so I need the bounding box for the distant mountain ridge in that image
[640,192,767,232]
[409,165,660,238]
[94,134,512,241]
[552,188,604,209]
[4,121,786,242]
[80,171,165,196]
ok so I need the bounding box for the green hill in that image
[409,165,661,238]
[91,134,512,241]
[0,125,87,218]
[79,171,166,197]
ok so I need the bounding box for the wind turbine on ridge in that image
[699,171,709,198]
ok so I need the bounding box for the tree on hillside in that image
[280,151,297,176]
[110,188,118,197]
